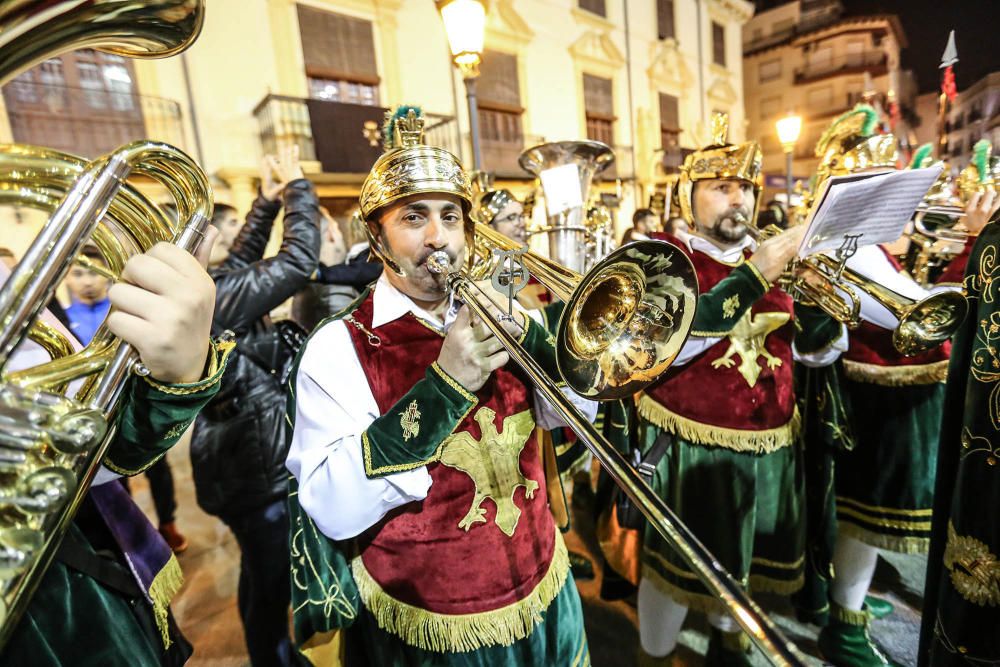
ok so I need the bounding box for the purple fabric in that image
[89,481,173,604]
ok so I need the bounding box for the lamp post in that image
[436,0,487,170]
[775,113,802,218]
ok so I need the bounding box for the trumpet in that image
[427,232,809,666]
[749,217,967,355]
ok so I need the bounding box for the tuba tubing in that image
[427,250,808,667]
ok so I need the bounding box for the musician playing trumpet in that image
[284,106,589,666]
[634,114,850,666]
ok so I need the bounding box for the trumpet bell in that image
[557,240,699,400]
[894,290,968,356]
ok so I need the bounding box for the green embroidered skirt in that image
[345,573,589,666]
[835,379,944,553]
[639,423,805,614]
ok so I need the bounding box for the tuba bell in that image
[519,140,615,273]
[0,0,208,647]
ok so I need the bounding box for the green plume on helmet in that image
[382,105,423,150]
[972,139,992,182]
[909,143,934,169]
[814,104,879,157]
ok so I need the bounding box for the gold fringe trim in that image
[351,530,569,652]
[842,359,948,386]
[837,521,930,555]
[147,553,185,649]
[831,602,870,627]
[641,564,728,615]
[749,572,804,596]
[836,495,933,517]
[637,394,799,453]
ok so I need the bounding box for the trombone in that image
[428,226,808,666]
[747,215,967,356]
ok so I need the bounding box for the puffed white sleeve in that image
[285,320,431,540]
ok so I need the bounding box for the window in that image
[657,0,675,40]
[712,22,726,67]
[758,59,781,83]
[477,50,524,173]
[845,40,865,66]
[807,45,833,74]
[583,74,614,144]
[579,0,606,17]
[772,18,795,34]
[297,5,380,106]
[760,96,782,119]
[659,92,680,148]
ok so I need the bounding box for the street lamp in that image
[436,0,487,170]
[775,113,802,217]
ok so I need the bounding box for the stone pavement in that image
[130,437,926,666]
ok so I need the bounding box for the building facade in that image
[0,0,754,256]
[913,71,1000,164]
[742,0,908,200]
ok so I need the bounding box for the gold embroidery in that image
[710,310,790,387]
[162,421,191,442]
[400,400,421,441]
[722,294,740,319]
[439,408,538,537]
[944,521,1000,606]
[960,427,1000,466]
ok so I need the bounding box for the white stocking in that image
[707,610,739,633]
[830,533,879,611]
[638,577,689,657]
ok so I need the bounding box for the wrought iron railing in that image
[1,81,186,158]
[253,94,458,172]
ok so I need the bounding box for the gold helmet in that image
[956,139,998,202]
[359,105,474,275]
[814,104,897,183]
[676,112,763,226]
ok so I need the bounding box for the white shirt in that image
[672,234,849,368]
[286,273,597,541]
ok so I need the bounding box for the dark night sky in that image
[767,0,998,93]
[840,0,996,93]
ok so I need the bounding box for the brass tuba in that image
[0,0,208,647]
[519,140,615,273]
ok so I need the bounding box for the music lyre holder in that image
[830,233,862,281]
[490,248,529,322]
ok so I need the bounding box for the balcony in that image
[1,81,186,158]
[794,51,888,84]
[253,94,458,176]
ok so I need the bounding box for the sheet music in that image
[798,165,944,259]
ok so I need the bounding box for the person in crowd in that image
[621,208,658,245]
[190,144,320,667]
[1,230,232,666]
[285,106,589,666]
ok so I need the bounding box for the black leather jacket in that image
[191,179,319,517]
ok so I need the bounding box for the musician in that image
[0,234,232,666]
[634,113,847,666]
[285,106,588,666]
[806,107,987,667]
[621,208,656,245]
[920,141,1000,667]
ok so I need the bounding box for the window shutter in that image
[297,5,379,84]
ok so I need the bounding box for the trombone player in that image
[285,107,589,665]
[633,114,850,666]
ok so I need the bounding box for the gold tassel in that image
[351,530,570,653]
[147,553,185,648]
[637,395,799,453]
[842,359,948,386]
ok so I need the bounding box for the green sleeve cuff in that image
[519,315,561,380]
[793,303,843,354]
[362,362,478,478]
[690,262,770,336]
[105,337,235,476]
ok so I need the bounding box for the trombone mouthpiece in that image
[426,251,452,275]
[731,211,748,224]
